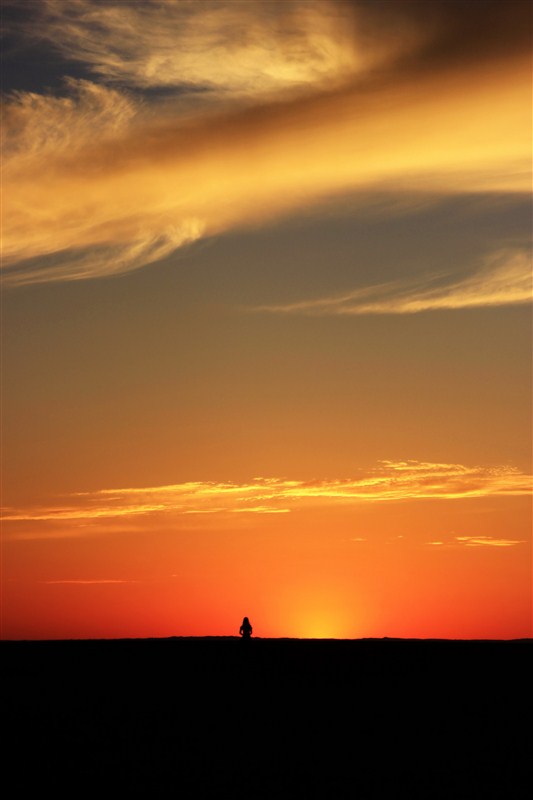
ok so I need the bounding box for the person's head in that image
[243,617,249,624]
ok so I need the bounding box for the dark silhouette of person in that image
[239,616,253,638]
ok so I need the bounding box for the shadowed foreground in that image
[3,637,531,797]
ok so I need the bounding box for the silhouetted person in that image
[239,616,253,639]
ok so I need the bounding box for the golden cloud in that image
[255,248,532,314]
[3,460,531,525]
[2,1,530,286]
[454,536,527,548]
[35,0,367,98]
[428,536,527,548]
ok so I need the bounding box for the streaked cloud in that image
[454,536,526,548]
[3,461,530,527]
[2,0,530,286]
[427,536,526,548]
[43,579,133,585]
[2,78,137,164]
[24,0,531,102]
[255,248,532,315]
[32,0,366,101]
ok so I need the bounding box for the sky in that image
[1,0,531,641]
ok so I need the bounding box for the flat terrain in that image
[3,637,531,797]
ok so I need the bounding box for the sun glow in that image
[282,592,358,640]
[296,613,355,640]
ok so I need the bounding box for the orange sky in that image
[1,0,531,640]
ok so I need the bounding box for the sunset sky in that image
[1,0,531,641]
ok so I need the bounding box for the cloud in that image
[2,79,206,284]
[254,248,532,315]
[2,78,138,163]
[31,0,366,100]
[3,460,530,527]
[43,579,133,585]
[2,0,530,286]
[23,1,533,100]
[4,222,205,287]
[454,536,526,548]
[427,536,526,548]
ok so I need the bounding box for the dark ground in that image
[2,637,531,797]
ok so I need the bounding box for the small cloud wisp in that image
[254,248,532,315]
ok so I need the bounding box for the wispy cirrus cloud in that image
[2,461,530,527]
[454,536,526,548]
[23,0,531,103]
[254,248,532,315]
[43,579,133,585]
[1,78,205,284]
[1,0,530,286]
[30,0,366,101]
[427,536,526,548]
